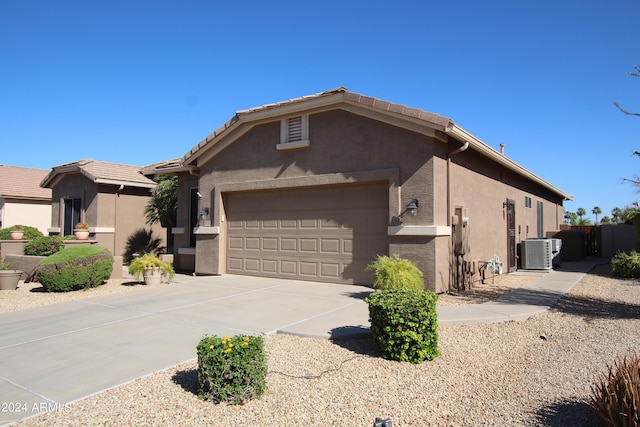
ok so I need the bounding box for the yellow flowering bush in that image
[196,334,267,404]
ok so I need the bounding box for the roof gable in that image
[143,88,572,201]
[0,165,52,201]
[41,159,156,189]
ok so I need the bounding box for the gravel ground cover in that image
[8,265,636,426]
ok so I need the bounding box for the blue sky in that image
[1,1,638,222]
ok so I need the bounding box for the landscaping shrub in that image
[366,254,424,291]
[197,334,267,404]
[24,236,64,257]
[611,250,640,278]
[36,245,113,292]
[588,351,640,426]
[366,288,440,364]
[0,226,43,240]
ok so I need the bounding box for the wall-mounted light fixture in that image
[400,198,419,218]
[199,207,209,223]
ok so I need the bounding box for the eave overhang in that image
[445,123,573,201]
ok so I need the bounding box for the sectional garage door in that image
[225,183,389,285]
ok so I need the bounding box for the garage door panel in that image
[281,219,297,229]
[245,237,260,250]
[280,260,297,275]
[263,220,278,229]
[300,238,318,252]
[245,258,260,272]
[229,237,243,250]
[226,183,388,285]
[262,259,278,273]
[263,238,278,251]
[320,239,340,254]
[280,238,297,251]
[299,262,317,276]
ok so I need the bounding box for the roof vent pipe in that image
[500,143,505,155]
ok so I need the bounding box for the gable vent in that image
[287,117,303,142]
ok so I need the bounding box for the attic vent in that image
[277,115,310,150]
[287,117,303,142]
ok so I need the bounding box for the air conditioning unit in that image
[548,238,562,267]
[520,239,553,270]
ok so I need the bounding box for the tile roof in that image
[0,165,52,201]
[41,159,156,189]
[181,87,453,164]
[142,87,571,200]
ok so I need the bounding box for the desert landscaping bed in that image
[7,265,636,426]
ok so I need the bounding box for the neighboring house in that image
[41,159,164,258]
[143,87,572,293]
[0,165,52,234]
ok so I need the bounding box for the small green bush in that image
[611,250,640,278]
[366,254,424,290]
[24,236,64,257]
[197,334,267,404]
[588,351,640,426]
[0,226,43,240]
[365,288,440,364]
[36,245,113,292]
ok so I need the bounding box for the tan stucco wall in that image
[184,108,566,292]
[49,175,162,258]
[194,109,439,283]
[442,147,565,279]
[0,198,51,234]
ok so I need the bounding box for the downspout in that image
[446,130,469,226]
[445,125,469,292]
[115,184,124,256]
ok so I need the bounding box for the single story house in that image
[41,159,165,258]
[144,87,572,293]
[0,164,52,234]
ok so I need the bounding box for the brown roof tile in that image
[42,159,156,188]
[183,87,453,163]
[0,165,52,201]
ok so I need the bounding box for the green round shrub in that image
[36,245,113,292]
[24,236,64,257]
[197,334,267,404]
[0,226,44,240]
[366,288,440,364]
[366,254,424,290]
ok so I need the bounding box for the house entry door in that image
[506,199,516,272]
[63,198,81,236]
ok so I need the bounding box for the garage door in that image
[225,183,389,285]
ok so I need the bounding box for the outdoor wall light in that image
[399,198,419,218]
[199,207,209,222]
[406,199,419,216]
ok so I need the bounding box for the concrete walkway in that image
[0,259,600,426]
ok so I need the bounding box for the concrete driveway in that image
[0,274,372,426]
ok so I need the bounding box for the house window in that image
[63,198,82,236]
[189,188,199,247]
[537,201,544,238]
[277,115,310,150]
[525,196,532,208]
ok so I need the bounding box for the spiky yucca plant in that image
[588,352,640,427]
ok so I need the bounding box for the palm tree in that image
[612,207,623,224]
[592,206,602,224]
[564,211,578,226]
[144,175,178,252]
[601,216,612,225]
[576,208,587,223]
